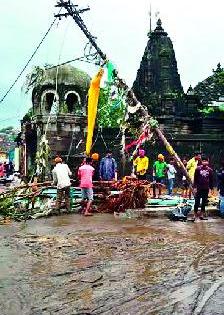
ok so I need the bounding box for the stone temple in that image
[133,18,183,114]
[21,65,90,175]
[132,19,224,164]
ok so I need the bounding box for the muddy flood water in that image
[0,214,224,315]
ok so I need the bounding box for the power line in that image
[0,10,61,105]
[46,54,99,70]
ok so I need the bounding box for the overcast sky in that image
[1,0,224,128]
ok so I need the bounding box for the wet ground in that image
[0,214,224,315]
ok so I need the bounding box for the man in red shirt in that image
[78,157,95,216]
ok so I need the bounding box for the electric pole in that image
[55,0,193,186]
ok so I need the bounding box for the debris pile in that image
[97,177,151,213]
[0,182,53,221]
[0,181,120,220]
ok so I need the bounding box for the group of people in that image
[0,161,14,178]
[51,148,224,219]
[52,150,117,216]
[132,150,217,219]
[132,150,176,198]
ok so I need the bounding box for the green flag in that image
[107,61,115,83]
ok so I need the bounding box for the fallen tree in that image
[97,177,151,213]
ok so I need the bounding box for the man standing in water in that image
[153,154,167,198]
[100,150,117,181]
[133,149,149,180]
[78,157,95,216]
[193,156,213,220]
[166,158,177,195]
[52,156,72,213]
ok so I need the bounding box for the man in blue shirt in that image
[100,150,117,181]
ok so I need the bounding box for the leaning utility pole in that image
[55,0,193,186]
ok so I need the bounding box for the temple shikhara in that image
[133,19,183,110]
[132,19,224,155]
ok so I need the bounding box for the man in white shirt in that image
[167,158,177,195]
[52,156,72,212]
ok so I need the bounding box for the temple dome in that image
[32,64,91,115]
[34,64,91,90]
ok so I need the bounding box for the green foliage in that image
[59,102,68,114]
[0,197,13,217]
[23,66,46,94]
[199,107,214,116]
[97,87,126,128]
[0,126,14,133]
[194,64,224,104]
[22,108,33,123]
[36,135,50,180]
[199,104,224,116]
[0,126,17,152]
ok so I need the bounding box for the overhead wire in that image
[46,41,100,71]
[0,115,22,123]
[0,7,62,105]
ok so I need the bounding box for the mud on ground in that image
[0,214,224,315]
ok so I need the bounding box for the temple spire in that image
[133,20,183,113]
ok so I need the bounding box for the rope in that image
[0,9,62,105]
[44,18,70,137]
[100,127,108,150]
[66,129,76,162]
[90,127,100,151]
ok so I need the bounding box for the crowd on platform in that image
[1,149,224,219]
[51,150,224,219]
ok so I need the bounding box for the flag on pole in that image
[86,68,104,155]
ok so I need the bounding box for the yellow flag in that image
[86,68,104,155]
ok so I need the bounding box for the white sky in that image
[0,0,224,128]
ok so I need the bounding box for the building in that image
[21,64,90,175]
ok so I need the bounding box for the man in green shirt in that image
[153,154,167,198]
